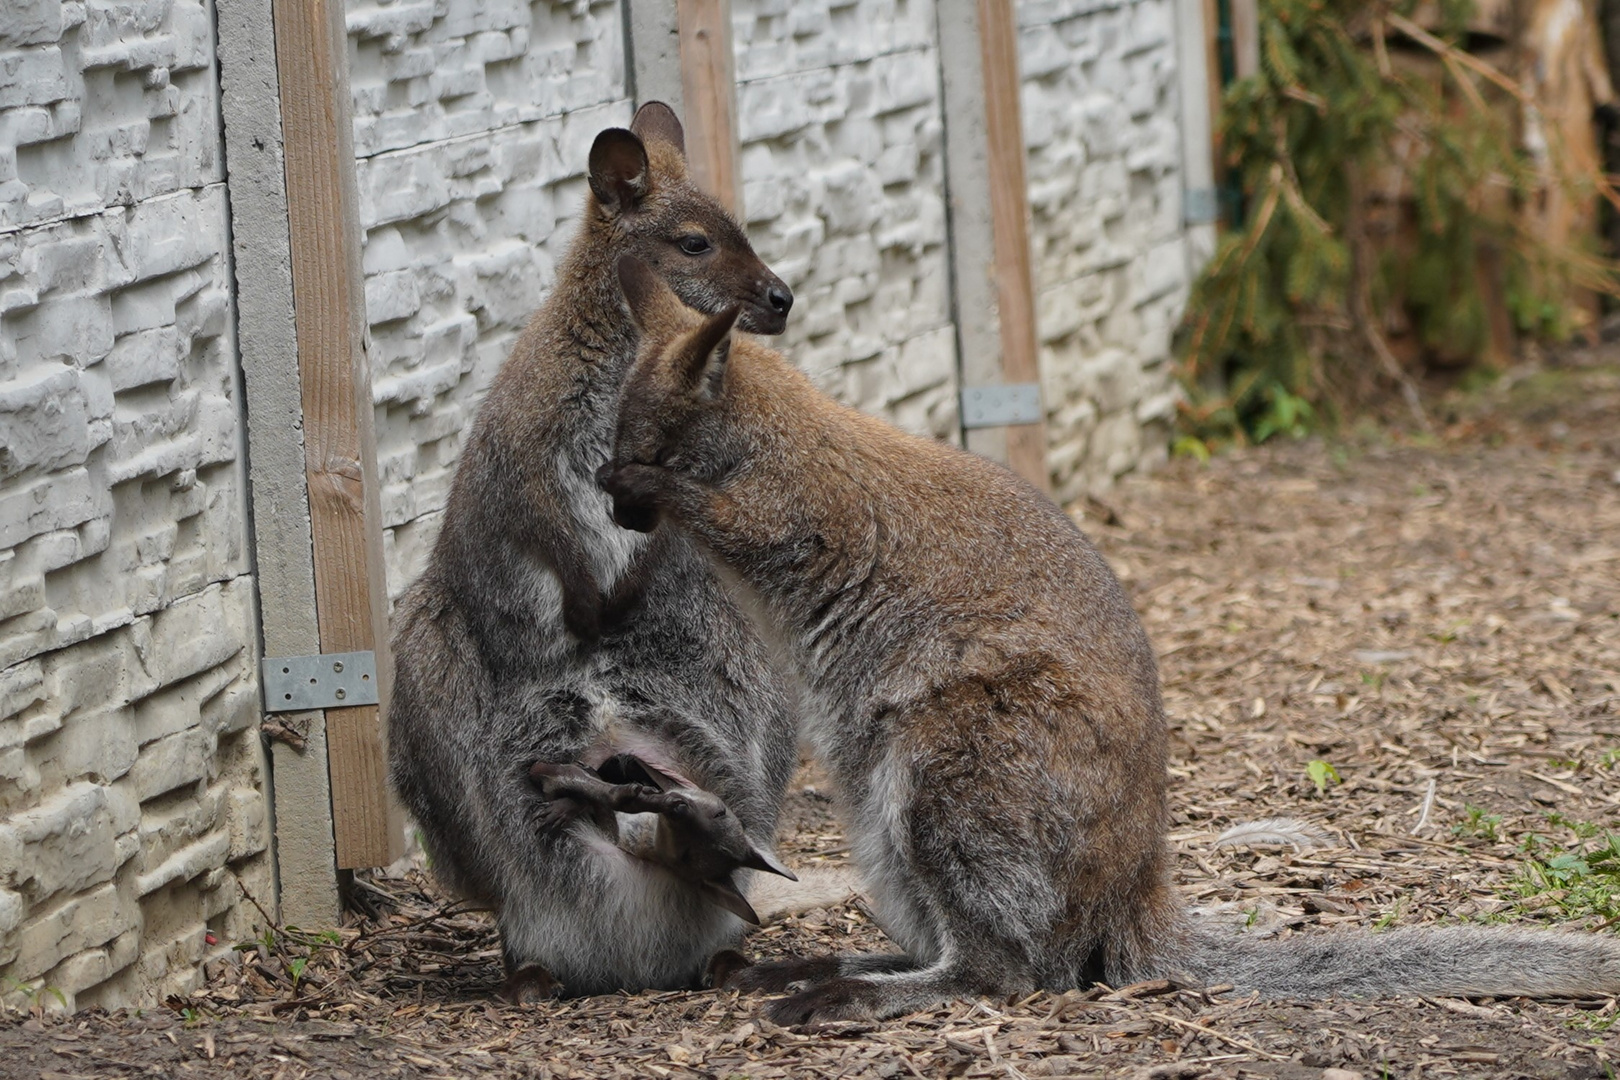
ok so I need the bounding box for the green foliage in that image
[1306,758,1341,795]
[1510,819,1620,925]
[1178,0,1615,445]
[1452,803,1501,842]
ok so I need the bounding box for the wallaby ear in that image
[616,255,677,330]
[629,101,686,158]
[589,128,651,215]
[678,305,740,401]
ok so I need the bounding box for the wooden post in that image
[937,0,1050,492]
[624,0,743,214]
[677,0,742,214]
[272,0,403,870]
[217,0,343,928]
[1230,0,1259,80]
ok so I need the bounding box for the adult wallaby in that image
[598,257,1620,1024]
[386,104,800,1002]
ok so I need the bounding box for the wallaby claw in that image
[534,795,586,833]
[762,977,873,1026]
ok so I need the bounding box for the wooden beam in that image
[272,0,402,870]
[676,0,742,214]
[216,0,342,929]
[937,0,1049,492]
[1202,0,1224,199]
[976,0,1047,492]
[1230,0,1259,80]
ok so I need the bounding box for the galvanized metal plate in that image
[961,383,1043,429]
[1184,186,1219,226]
[263,651,379,712]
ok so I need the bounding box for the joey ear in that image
[629,101,686,158]
[589,129,651,215]
[700,877,763,925]
[739,842,797,881]
[616,255,676,329]
[678,305,740,401]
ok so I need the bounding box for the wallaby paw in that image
[704,949,752,989]
[499,964,562,1005]
[763,977,876,1026]
[724,956,841,994]
[598,463,664,533]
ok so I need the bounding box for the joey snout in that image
[596,462,664,533]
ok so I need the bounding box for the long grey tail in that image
[1166,915,1620,998]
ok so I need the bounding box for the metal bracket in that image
[1184,186,1219,226]
[262,651,379,712]
[961,383,1043,429]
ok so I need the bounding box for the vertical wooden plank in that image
[976,0,1047,491]
[676,0,742,214]
[273,0,402,870]
[216,0,343,925]
[1203,0,1224,192]
[1230,0,1259,80]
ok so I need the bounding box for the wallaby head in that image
[599,255,745,532]
[591,103,792,335]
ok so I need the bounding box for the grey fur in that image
[386,106,798,997]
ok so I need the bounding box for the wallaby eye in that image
[677,235,711,256]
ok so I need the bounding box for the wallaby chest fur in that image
[602,263,1620,1022]
[386,106,799,997]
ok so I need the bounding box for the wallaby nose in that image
[766,283,793,316]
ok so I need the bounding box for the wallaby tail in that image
[1169,915,1620,999]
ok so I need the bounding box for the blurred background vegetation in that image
[1176,0,1620,449]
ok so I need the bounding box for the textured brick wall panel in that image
[733,0,959,443]
[346,0,623,157]
[348,0,631,598]
[0,0,221,229]
[0,0,266,1012]
[1019,0,1187,502]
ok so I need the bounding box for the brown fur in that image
[598,259,1620,1021]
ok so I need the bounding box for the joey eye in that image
[677,235,711,256]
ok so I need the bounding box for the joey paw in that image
[534,796,584,833]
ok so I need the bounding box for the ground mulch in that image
[4,357,1618,1078]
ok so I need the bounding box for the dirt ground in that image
[4,356,1619,1078]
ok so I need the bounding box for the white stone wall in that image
[1019,0,1188,502]
[731,0,960,443]
[345,0,630,599]
[0,0,270,1011]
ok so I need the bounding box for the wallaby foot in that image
[763,959,996,1025]
[705,948,752,988]
[500,963,562,1004]
[724,955,842,993]
[726,951,916,994]
[765,976,879,1025]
